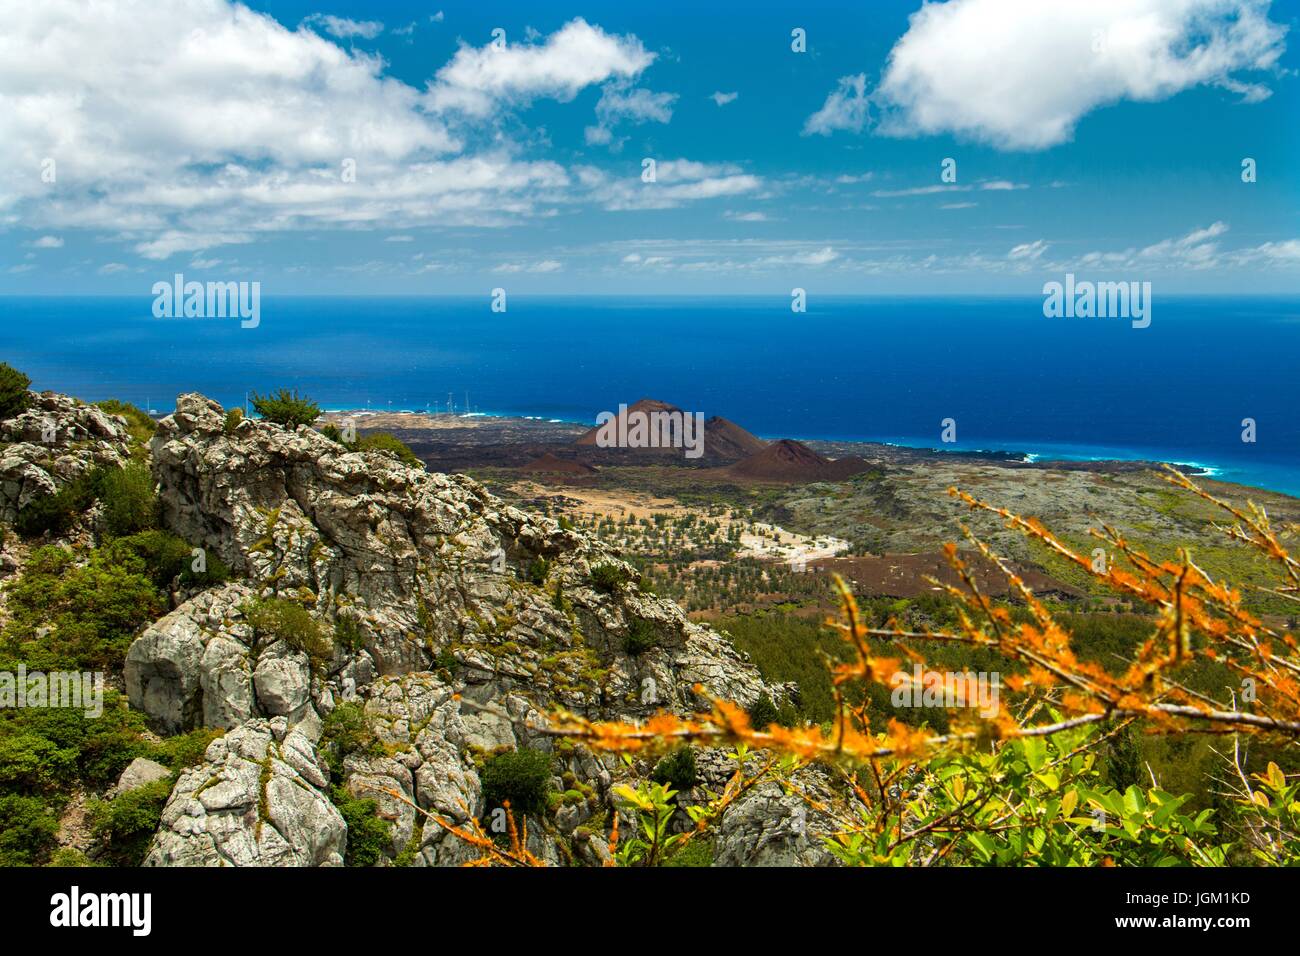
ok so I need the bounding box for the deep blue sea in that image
[2,295,1297,495]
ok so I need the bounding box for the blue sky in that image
[1,0,1298,294]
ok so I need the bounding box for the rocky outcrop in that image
[125,582,322,735]
[146,719,345,867]
[131,392,801,867]
[711,769,841,867]
[147,393,774,719]
[0,391,131,524]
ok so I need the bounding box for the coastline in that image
[316,406,1295,500]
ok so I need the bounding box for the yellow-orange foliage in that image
[546,467,1300,767]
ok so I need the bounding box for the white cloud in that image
[1008,239,1049,260]
[787,246,840,266]
[1071,222,1299,272]
[803,74,870,136]
[425,18,654,117]
[724,210,771,222]
[29,235,64,248]
[587,160,763,211]
[585,81,678,146]
[869,0,1287,150]
[1133,220,1227,264]
[0,0,457,232]
[873,185,965,198]
[871,180,1027,198]
[1250,239,1300,261]
[385,235,415,242]
[302,14,383,40]
[493,259,563,273]
[97,262,129,274]
[710,91,739,106]
[0,5,739,261]
[134,231,254,260]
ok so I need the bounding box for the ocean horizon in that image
[3,293,1297,496]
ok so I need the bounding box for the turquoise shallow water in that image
[1,294,1297,495]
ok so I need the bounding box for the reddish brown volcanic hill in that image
[703,416,768,459]
[573,399,767,461]
[519,452,597,475]
[726,439,871,482]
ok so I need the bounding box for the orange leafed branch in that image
[545,468,1300,768]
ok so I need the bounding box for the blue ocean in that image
[2,295,1297,495]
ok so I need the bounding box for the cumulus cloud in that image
[803,74,870,136]
[425,18,655,117]
[869,0,1288,149]
[29,236,64,248]
[585,81,678,147]
[0,3,741,262]
[710,91,739,106]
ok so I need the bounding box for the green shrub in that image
[149,727,224,772]
[244,597,332,663]
[480,749,553,818]
[0,694,151,793]
[664,837,714,867]
[250,389,320,429]
[746,693,780,731]
[332,788,392,866]
[0,794,59,866]
[88,777,172,866]
[0,363,31,420]
[223,407,243,435]
[354,432,421,468]
[591,563,632,594]
[319,422,345,444]
[46,848,100,867]
[433,647,457,673]
[0,545,165,671]
[105,530,231,589]
[13,490,78,538]
[0,730,79,793]
[651,746,697,793]
[526,556,550,585]
[13,467,102,539]
[99,462,157,538]
[319,702,379,776]
[623,617,659,655]
[333,613,366,652]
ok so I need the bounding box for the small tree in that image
[0,363,31,419]
[354,432,421,467]
[249,389,320,429]
[480,749,553,818]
